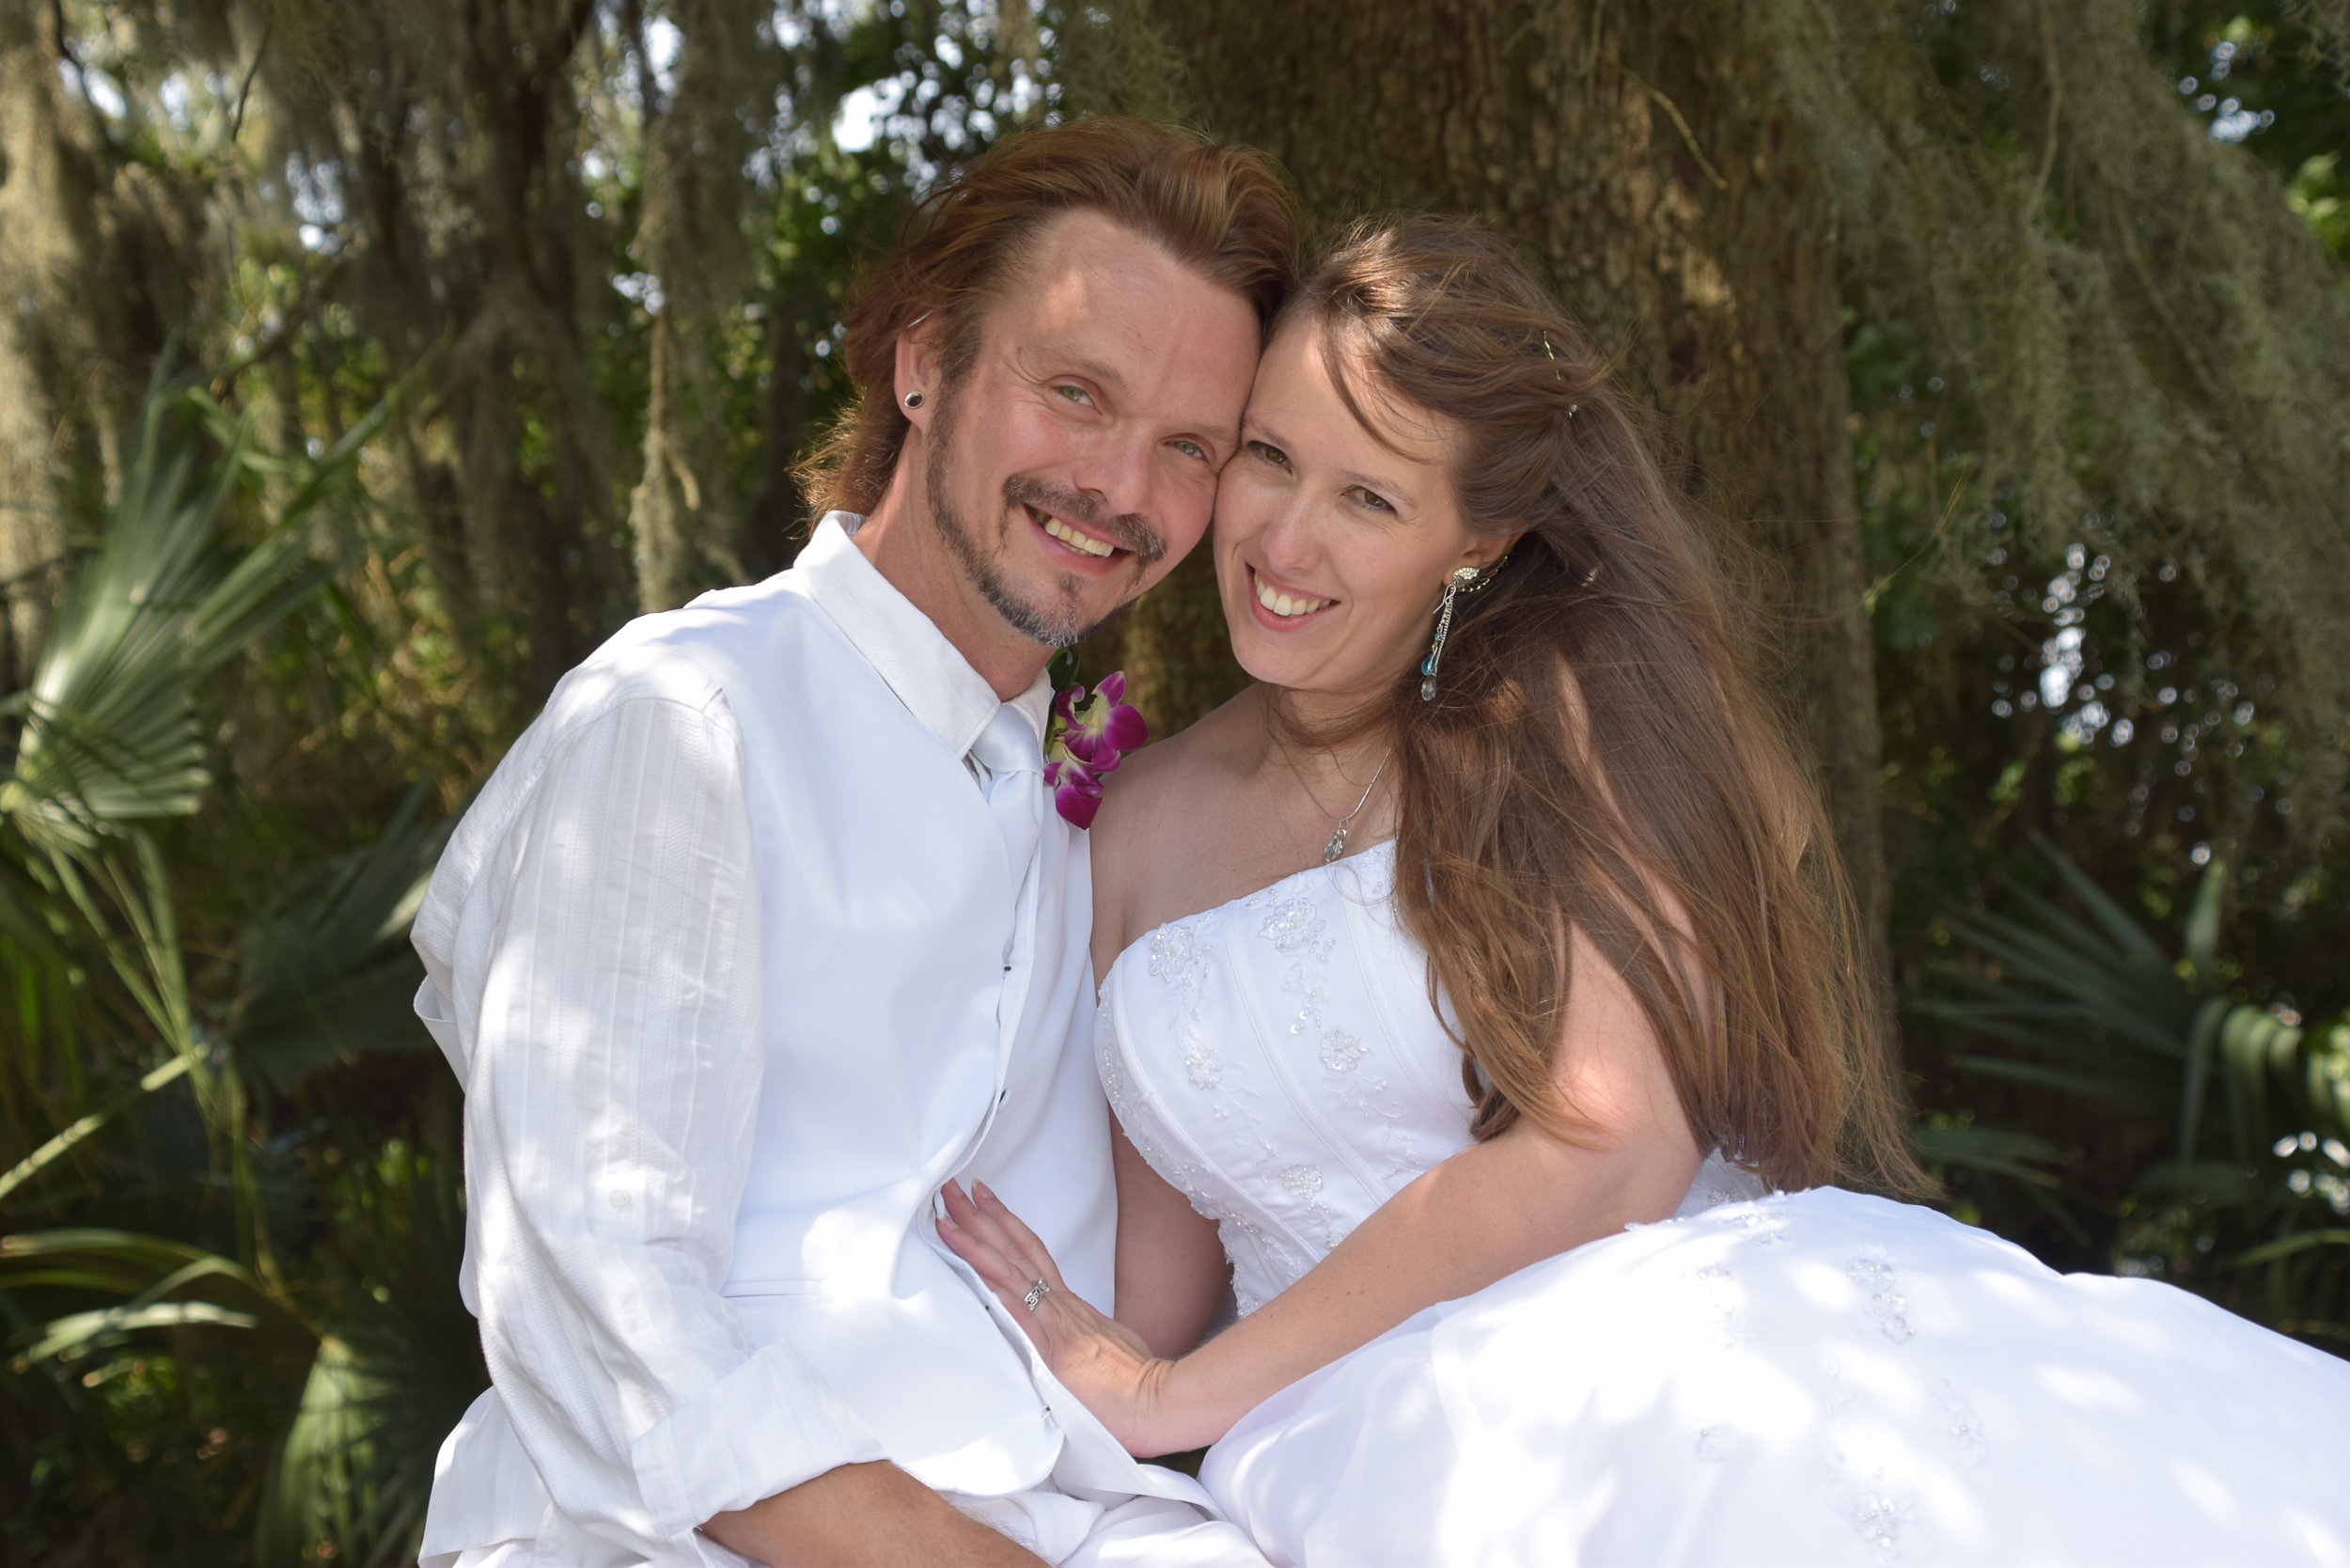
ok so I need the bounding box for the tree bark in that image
[627,0,782,612]
[0,3,197,685]
[0,7,72,691]
[1124,0,1889,948]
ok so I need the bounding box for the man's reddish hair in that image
[799,117,1296,517]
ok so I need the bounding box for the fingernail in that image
[974,1181,994,1200]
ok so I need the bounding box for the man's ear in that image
[892,315,944,432]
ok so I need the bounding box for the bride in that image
[939,215,2350,1566]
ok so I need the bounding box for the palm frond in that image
[1928,921,2194,1059]
[5,391,312,830]
[258,1143,484,1568]
[2128,1159,2262,1205]
[2232,1231,2350,1269]
[2036,840,2174,975]
[1947,1053,2151,1104]
[3,359,422,838]
[0,1227,308,1371]
[1928,848,2350,1341]
[228,784,451,1092]
[2219,1008,2350,1157]
[0,1053,193,1208]
[1913,1122,2068,1186]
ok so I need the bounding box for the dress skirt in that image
[1199,1189,2350,1567]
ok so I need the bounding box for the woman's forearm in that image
[1140,1123,1700,1452]
[1110,1121,1231,1357]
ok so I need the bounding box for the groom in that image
[411,119,1293,1567]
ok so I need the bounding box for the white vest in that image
[686,563,1098,1490]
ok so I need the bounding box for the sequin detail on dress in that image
[1101,846,1475,1312]
[1101,921,1299,1315]
[1848,1251,1914,1343]
[1247,872,1423,1185]
[1098,841,1766,1322]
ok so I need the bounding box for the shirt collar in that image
[800,511,1055,757]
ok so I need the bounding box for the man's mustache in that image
[1003,477,1166,567]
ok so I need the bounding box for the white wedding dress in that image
[1096,841,2350,1567]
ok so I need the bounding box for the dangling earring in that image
[1419,555,1509,701]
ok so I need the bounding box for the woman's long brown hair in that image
[1288,217,1926,1196]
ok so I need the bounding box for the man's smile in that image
[1026,503,1121,560]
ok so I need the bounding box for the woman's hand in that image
[936,1181,1189,1456]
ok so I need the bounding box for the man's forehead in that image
[982,211,1258,397]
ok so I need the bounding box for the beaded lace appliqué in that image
[1103,851,1451,1313]
[1247,880,1422,1186]
[1847,1250,1914,1343]
[1149,926,1221,1090]
[1108,915,1307,1312]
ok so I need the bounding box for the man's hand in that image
[702,1461,1046,1568]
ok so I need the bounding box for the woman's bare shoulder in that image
[1094,692,1258,855]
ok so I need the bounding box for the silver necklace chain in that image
[1271,730,1396,865]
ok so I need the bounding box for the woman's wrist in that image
[1135,1351,1233,1456]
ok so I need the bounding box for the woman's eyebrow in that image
[1243,417,1418,503]
[1241,416,1291,451]
[1337,466,1405,495]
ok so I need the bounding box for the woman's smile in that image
[1246,564,1338,627]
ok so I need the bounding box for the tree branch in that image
[1622,66,1728,192]
[228,3,274,144]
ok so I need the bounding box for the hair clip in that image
[1540,331,1564,385]
[1567,403,1580,418]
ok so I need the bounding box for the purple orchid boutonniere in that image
[1043,671,1147,830]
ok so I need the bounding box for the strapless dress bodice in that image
[1096,840,1758,1314]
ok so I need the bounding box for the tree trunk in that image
[1120,0,1889,949]
[627,0,781,612]
[0,4,192,686]
[0,8,70,690]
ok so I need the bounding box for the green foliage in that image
[1779,0,2350,825]
[1921,843,2350,1346]
[0,373,463,1564]
[2289,150,2350,250]
[257,1125,480,1568]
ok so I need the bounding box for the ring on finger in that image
[1023,1278,1051,1311]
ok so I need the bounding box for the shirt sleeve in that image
[451,691,886,1555]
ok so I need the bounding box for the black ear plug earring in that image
[904,391,924,409]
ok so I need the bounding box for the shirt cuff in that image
[631,1338,891,1540]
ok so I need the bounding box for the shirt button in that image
[608,1190,633,1212]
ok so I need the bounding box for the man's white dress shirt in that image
[412,514,1242,1566]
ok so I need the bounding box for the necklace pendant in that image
[1322,826,1347,864]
